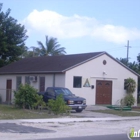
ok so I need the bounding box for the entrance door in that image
[6,80,12,102]
[39,77,45,92]
[96,80,112,105]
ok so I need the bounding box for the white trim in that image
[90,76,118,80]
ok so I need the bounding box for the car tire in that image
[76,109,83,113]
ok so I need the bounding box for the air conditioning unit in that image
[29,76,37,82]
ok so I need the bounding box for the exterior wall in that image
[0,75,23,102]
[55,74,65,87]
[0,73,65,102]
[30,74,65,90]
[65,54,138,105]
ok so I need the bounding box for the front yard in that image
[0,104,61,119]
[0,104,140,119]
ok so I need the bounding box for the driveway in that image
[70,105,120,118]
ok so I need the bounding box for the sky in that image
[1,0,140,62]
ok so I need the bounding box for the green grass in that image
[0,104,63,119]
[91,109,140,117]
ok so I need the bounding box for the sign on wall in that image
[83,78,90,87]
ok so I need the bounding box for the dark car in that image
[38,87,87,112]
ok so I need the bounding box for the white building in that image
[0,52,139,105]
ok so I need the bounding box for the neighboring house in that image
[0,52,139,105]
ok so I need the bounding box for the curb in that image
[0,117,140,123]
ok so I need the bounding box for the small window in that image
[16,76,22,90]
[73,76,82,88]
[105,83,110,86]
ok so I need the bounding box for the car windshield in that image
[54,88,73,96]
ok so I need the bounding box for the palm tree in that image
[37,36,66,56]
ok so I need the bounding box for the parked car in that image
[38,87,87,112]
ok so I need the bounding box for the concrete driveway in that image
[70,105,121,118]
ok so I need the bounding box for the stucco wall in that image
[55,74,65,87]
[0,73,65,102]
[0,75,23,102]
[65,54,138,105]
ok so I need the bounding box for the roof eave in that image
[0,71,65,75]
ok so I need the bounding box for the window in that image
[25,76,30,85]
[73,76,82,88]
[47,88,55,96]
[16,76,22,90]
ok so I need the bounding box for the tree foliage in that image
[124,94,135,107]
[37,36,66,56]
[124,78,136,94]
[0,3,28,67]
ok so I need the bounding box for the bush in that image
[47,94,71,115]
[124,94,135,107]
[0,95,2,103]
[33,94,46,109]
[14,84,46,109]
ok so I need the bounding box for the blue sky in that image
[1,0,140,62]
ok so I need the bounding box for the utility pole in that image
[31,46,35,57]
[125,40,131,63]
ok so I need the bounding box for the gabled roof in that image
[0,51,139,77]
[0,52,104,74]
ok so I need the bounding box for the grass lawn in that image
[0,104,62,119]
[92,108,140,117]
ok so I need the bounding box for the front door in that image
[96,80,112,105]
[39,77,45,92]
[6,80,12,102]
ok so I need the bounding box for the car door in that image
[46,88,56,101]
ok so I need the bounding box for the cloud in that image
[23,9,140,44]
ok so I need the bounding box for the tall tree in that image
[37,36,66,56]
[0,3,28,67]
[116,58,128,66]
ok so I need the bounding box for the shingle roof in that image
[0,51,139,77]
[0,52,104,74]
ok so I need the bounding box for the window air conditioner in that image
[29,76,37,82]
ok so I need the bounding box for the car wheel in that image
[76,109,83,113]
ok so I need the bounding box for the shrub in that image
[47,94,71,115]
[0,95,2,103]
[124,78,136,94]
[124,94,135,107]
[33,94,46,109]
[14,84,46,109]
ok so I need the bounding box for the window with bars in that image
[73,76,82,88]
[16,76,22,90]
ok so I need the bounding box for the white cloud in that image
[23,9,140,44]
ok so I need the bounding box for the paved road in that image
[38,134,139,140]
[0,123,55,133]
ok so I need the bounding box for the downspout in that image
[53,74,55,87]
